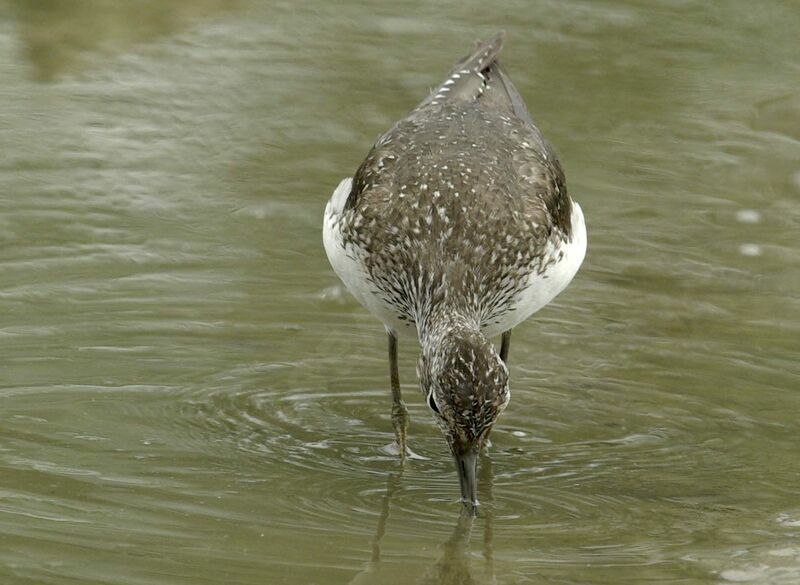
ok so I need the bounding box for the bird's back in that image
[325,33,585,336]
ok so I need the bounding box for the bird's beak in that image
[454,446,479,512]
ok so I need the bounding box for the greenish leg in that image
[486,329,512,450]
[500,329,511,363]
[388,331,408,461]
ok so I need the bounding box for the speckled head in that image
[418,320,510,508]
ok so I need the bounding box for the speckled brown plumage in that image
[323,32,587,508]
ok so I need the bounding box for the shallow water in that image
[1,1,799,583]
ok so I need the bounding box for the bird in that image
[323,31,586,510]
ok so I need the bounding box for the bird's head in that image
[418,326,510,510]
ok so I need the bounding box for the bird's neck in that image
[417,306,495,371]
[417,306,481,352]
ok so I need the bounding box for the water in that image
[1,1,798,583]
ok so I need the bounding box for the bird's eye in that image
[427,392,441,415]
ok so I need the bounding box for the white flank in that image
[481,201,587,338]
[328,177,353,215]
[323,178,414,335]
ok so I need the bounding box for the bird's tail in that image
[416,31,505,110]
[415,31,535,126]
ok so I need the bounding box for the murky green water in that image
[1,1,798,583]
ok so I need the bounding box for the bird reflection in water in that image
[349,453,497,585]
[417,512,479,585]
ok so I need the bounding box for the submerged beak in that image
[454,447,479,511]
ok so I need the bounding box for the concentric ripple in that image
[2,1,800,584]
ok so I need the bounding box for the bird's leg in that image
[499,329,511,364]
[485,329,512,451]
[388,331,409,461]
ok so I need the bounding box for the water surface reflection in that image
[350,454,499,585]
[12,0,239,80]
[1,1,799,584]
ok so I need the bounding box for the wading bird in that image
[323,32,586,510]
